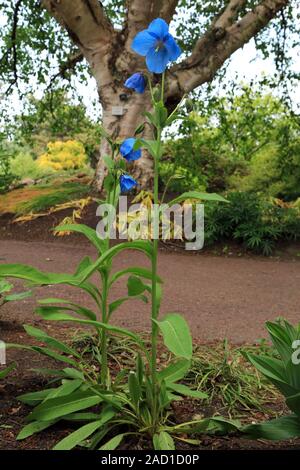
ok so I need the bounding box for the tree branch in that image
[123,0,159,50]
[166,0,290,102]
[159,0,179,23]
[1,0,22,95]
[41,0,114,56]
[214,0,247,30]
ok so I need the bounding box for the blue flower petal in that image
[164,33,181,61]
[120,138,142,161]
[124,73,146,93]
[148,18,169,40]
[120,138,135,157]
[126,148,142,161]
[120,174,137,193]
[146,46,169,73]
[131,30,157,56]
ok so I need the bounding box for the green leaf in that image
[109,266,162,286]
[243,414,300,440]
[53,408,115,450]
[75,256,93,276]
[127,275,147,296]
[134,138,162,158]
[35,309,145,347]
[103,155,115,170]
[168,191,228,206]
[128,372,141,408]
[153,431,175,450]
[18,388,58,406]
[0,363,15,379]
[167,382,208,400]
[29,390,103,422]
[154,313,193,359]
[246,352,296,397]
[108,295,148,317]
[17,420,58,440]
[154,101,168,128]
[37,301,97,321]
[99,433,125,450]
[23,324,80,358]
[158,359,190,383]
[4,290,32,302]
[266,321,297,364]
[0,279,13,293]
[0,264,100,306]
[63,368,85,381]
[53,224,106,253]
[79,240,153,283]
[286,392,300,416]
[46,379,83,400]
[30,346,78,367]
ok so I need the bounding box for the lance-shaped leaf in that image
[154,313,193,360]
[167,382,208,400]
[36,309,145,348]
[37,300,97,321]
[168,191,228,206]
[158,359,190,383]
[17,420,58,440]
[23,324,80,358]
[54,224,106,254]
[243,414,300,440]
[53,407,115,450]
[78,240,153,282]
[0,264,100,306]
[0,363,15,379]
[28,390,103,422]
[153,432,175,450]
[109,266,162,287]
[99,433,125,450]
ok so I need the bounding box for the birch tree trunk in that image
[94,85,154,192]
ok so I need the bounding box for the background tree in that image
[0,0,298,190]
[10,89,101,163]
[163,86,300,200]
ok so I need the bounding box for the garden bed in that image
[1,321,300,450]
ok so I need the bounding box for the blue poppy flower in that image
[120,138,141,161]
[125,73,146,93]
[120,174,137,193]
[131,18,181,74]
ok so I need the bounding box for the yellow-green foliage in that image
[37,140,87,171]
[11,153,54,179]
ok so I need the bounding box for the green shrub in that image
[243,319,300,440]
[10,152,54,180]
[205,192,300,255]
[0,135,16,193]
[37,140,87,171]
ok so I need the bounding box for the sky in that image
[0,5,299,121]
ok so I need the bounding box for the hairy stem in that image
[150,73,164,431]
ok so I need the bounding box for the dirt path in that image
[1,239,299,343]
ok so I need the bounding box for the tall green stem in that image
[100,271,109,387]
[150,72,164,429]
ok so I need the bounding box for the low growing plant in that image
[0,18,237,450]
[243,319,300,440]
[0,134,17,193]
[0,278,31,379]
